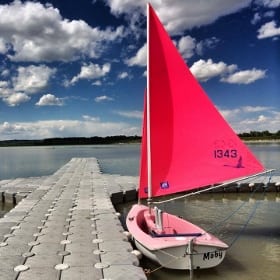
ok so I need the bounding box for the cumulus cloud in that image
[0,64,56,106]
[94,95,114,102]
[221,68,266,84]
[13,65,56,94]
[3,92,31,107]
[0,1,125,62]
[190,59,266,84]
[190,59,237,82]
[70,63,111,85]
[125,43,146,66]
[177,36,196,59]
[0,79,31,106]
[127,35,220,66]
[105,0,252,35]
[257,20,280,39]
[36,94,64,106]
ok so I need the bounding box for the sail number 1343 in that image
[214,149,238,158]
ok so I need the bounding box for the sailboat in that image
[126,4,267,270]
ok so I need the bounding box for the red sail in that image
[138,5,265,199]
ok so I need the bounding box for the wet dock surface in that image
[0,158,146,280]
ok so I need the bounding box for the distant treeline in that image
[238,130,280,140]
[0,131,280,147]
[0,135,141,147]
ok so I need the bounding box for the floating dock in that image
[0,158,145,280]
[0,158,279,280]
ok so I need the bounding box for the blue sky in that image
[0,0,279,140]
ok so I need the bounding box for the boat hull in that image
[134,238,226,270]
[126,204,228,270]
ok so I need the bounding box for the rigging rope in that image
[207,173,272,247]
[144,171,275,274]
[152,169,275,205]
[228,199,261,248]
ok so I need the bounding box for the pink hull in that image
[126,204,228,270]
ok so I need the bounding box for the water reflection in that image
[117,193,280,280]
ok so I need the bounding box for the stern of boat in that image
[153,243,227,270]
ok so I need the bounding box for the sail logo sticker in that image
[160,181,169,189]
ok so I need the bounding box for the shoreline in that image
[243,139,280,143]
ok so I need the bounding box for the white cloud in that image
[105,0,252,35]
[251,12,262,25]
[217,106,280,133]
[0,65,56,106]
[36,94,64,106]
[0,80,9,88]
[116,110,143,119]
[1,121,26,136]
[92,80,102,86]
[0,38,7,54]
[221,68,266,84]
[257,20,280,39]
[241,106,272,112]
[196,37,220,56]
[0,1,125,62]
[255,0,280,8]
[237,113,280,133]
[82,115,100,122]
[0,118,141,140]
[3,92,31,107]
[190,59,237,82]
[127,35,219,63]
[218,107,241,118]
[126,43,146,67]
[13,65,56,94]
[264,10,275,18]
[118,72,129,79]
[70,63,111,85]
[1,69,10,77]
[190,59,266,84]
[177,36,196,59]
[94,95,114,102]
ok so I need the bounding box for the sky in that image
[0,0,279,140]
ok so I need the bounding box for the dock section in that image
[0,158,146,280]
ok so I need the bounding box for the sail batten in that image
[138,4,265,199]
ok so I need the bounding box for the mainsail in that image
[139,4,264,199]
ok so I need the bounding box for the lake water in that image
[0,143,279,279]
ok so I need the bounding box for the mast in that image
[146,3,152,202]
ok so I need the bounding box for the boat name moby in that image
[203,250,223,261]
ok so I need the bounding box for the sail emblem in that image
[236,156,244,168]
[160,181,170,189]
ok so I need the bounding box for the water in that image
[0,144,140,179]
[0,143,279,279]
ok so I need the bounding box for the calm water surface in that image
[0,143,279,279]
